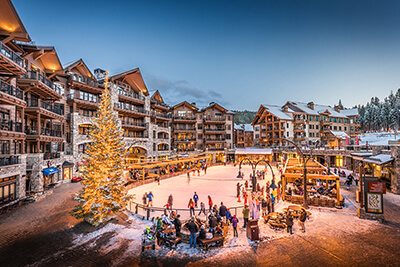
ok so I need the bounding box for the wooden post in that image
[282,175,286,201]
[336,178,340,205]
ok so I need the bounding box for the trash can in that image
[246,219,259,241]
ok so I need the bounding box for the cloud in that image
[146,74,229,107]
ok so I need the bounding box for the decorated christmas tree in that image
[71,71,131,226]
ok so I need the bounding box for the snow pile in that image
[73,223,124,245]
[358,132,397,146]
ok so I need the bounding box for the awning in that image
[62,161,74,167]
[363,154,394,165]
[43,167,59,176]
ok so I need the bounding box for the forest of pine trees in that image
[357,89,400,132]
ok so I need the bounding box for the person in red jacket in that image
[208,195,213,211]
[188,198,195,217]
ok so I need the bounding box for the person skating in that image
[242,205,250,228]
[198,202,206,216]
[299,208,307,233]
[188,217,198,248]
[208,195,213,211]
[231,215,239,237]
[193,192,199,208]
[286,211,294,235]
[147,191,154,207]
[167,194,173,210]
[142,192,147,206]
[237,182,242,198]
[213,204,218,216]
[261,196,268,216]
[188,198,195,217]
[174,214,181,237]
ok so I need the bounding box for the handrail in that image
[22,71,60,94]
[0,41,24,68]
[0,80,24,100]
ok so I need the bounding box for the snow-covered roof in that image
[292,102,319,115]
[235,148,273,155]
[262,104,293,120]
[358,133,397,146]
[363,154,394,165]
[351,152,373,157]
[244,124,253,131]
[330,131,349,138]
[341,108,359,117]
[289,102,348,118]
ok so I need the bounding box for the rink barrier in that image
[125,162,225,190]
[126,201,245,221]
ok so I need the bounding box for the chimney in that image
[94,68,106,80]
[281,105,288,112]
[307,102,314,110]
[209,101,215,106]
[191,102,196,107]
[334,105,340,113]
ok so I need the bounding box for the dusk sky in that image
[14,0,400,110]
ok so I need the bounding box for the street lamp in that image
[237,158,275,192]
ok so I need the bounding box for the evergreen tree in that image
[338,99,344,110]
[71,71,130,226]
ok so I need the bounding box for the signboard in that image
[368,182,386,194]
[365,192,383,214]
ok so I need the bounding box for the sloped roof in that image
[150,90,165,103]
[63,59,95,78]
[20,44,63,73]
[287,101,348,118]
[363,154,394,165]
[341,108,359,117]
[0,0,31,42]
[170,101,198,111]
[202,102,227,112]
[330,131,349,138]
[234,124,253,131]
[262,104,293,120]
[108,68,149,96]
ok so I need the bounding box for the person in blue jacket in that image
[193,192,199,208]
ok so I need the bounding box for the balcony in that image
[174,138,196,143]
[43,152,61,160]
[151,100,169,111]
[25,126,63,141]
[0,41,26,75]
[0,80,25,107]
[204,117,226,124]
[205,138,226,144]
[174,127,196,133]
[114,103,148,117]
[118,89,145,104]
[25,98,63,120]
[207,147,225,151]
[320,120,332,125]
[204,128,226,134]
[0,155,20,167]
[124,133,149,139]
[0,119,25,139]
[18,71,61,99]
[69,74,100,93]
[67,93,100,108]
[121,121,146,130]
[151,110,171,120]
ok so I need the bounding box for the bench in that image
[157,236,181,248]
[198,236,224,251]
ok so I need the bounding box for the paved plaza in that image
[1,165,400,266]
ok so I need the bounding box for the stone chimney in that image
[94,68,106,80]
[307,102,314,110]
[334,105,341,113]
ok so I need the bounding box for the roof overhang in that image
[171,101,198,111]
[0,0,31,42]
[64,59,94,78]
[22,45,63,73]
[109,68,149,96]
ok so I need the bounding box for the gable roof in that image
[202,102,227,112]
[0,0,31,42]
[21,44,63,73]
[151,90,164,103]
[63,59,95,78]
[108,68,149,96]
[262,104,293,120]
[170,101,199,111]
[341,108,359,117]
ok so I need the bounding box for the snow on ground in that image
[358,132,398,146]
[65,165,387,262]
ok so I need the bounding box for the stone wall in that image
[390,146,400,194]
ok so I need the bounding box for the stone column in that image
[390,146,400,194]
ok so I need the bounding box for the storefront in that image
[0,175,17,207]
[363,154,394,190]
[235,148,273,163]
[62,161,74,181]
[42,167,59,187]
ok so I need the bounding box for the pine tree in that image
[71,71,130,226]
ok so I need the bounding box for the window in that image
[287,123,289,128]
[227,125,231,130]
[198,124,202,130]
[334,126,337,130]
[226,134,231,140]
[0,176,17,205]
[316,125,319,129]
[339,118,342,123]
[334,118,337,123]
[178,111,186,117]
[345,127,347,131]
[198,134,203,139]
[336,156,343,167]
[153,131,156,138]
[316,116,319,121]
[228,116,231,120]
[0,140,10,155]
[339,126,342,131]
